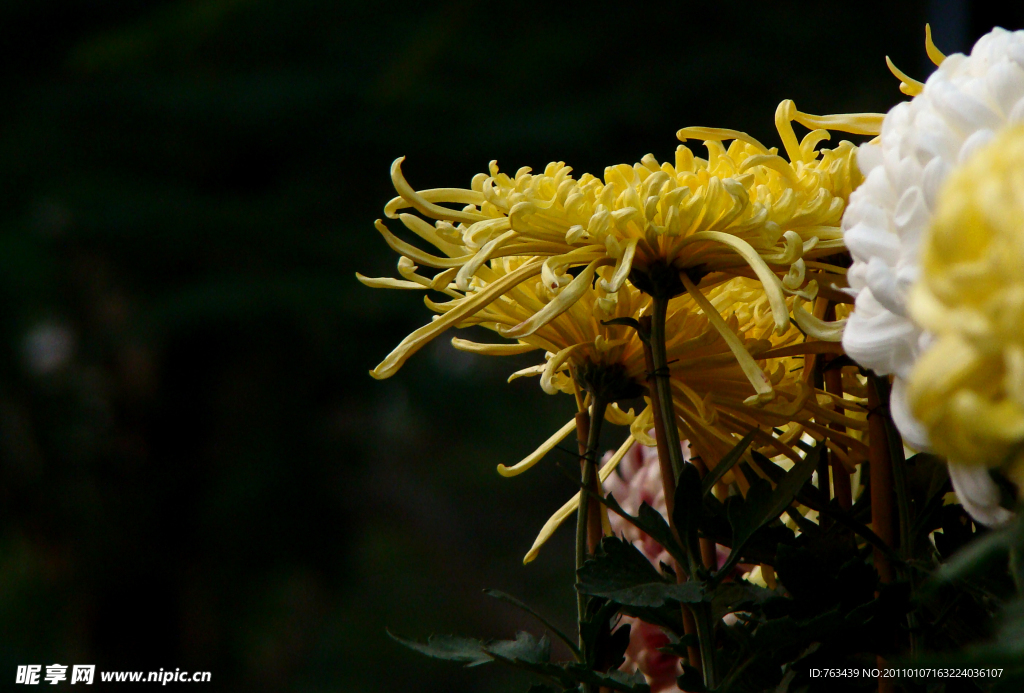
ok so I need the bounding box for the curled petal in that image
[373,220,472,268]
[500,259,613,339]
[541,344,587,395]
[355,273,425,290]
[497,417,577,478]
[370,260,544,379]
[389,157,486,224]
[681,273,774,404]
[456,230,516,290]
[451,338,538,356]
[599,238,638,294]
[794,297,847,341]
[523,434,636,564]
[681,231,790,333]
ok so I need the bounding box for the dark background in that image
[0,1,1020,691]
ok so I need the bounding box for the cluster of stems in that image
[569,261,921,691]
[572,266,913,693]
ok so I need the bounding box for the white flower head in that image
[842,27,1024,523]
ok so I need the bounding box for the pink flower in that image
[602,441,689,692]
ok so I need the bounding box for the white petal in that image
[948,464,1015,527]
[889,376,931,449]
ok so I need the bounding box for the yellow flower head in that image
[387,254,865,476]
[908,124,1024,484]
[361,102,877,381]
[447,267,868,562]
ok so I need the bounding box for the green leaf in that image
[930,515,1022,586]
[387,631,493,667]
[577,537,705,608]
[717,444,822,581]
[673,461,705,572]
[484,589,580,659]
[709,580,777,621]
[657,633,699,657]
[907,598,1024,668]
[389,630,554,671]
[483,631,552,665]
[594,491,687,567]
[701,429,757,496]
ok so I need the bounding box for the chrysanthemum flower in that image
[841,26,1024,525]
[452,271,868,561]
[361,103,876,381]
[908,124,1024,506]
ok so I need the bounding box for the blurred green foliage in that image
[0,1,1017,690]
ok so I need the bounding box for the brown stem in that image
[868,378,895,584]
[690,455,719,571]
[824,362,853,511]
[868,378,896,693]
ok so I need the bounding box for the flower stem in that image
[639,314,702,675]
[823,358,853,510]
[693,604,718,690]
[867,376,896,693]
[646,292,718,688]
[575,395,607,658]
[649,294,686,482]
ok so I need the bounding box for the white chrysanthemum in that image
[842,27,1024,525]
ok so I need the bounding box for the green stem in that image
[693,604,718,690]
[650,294,685,481]
[872,375,918,655]
[649,292,718,688]
[576,395,607,659]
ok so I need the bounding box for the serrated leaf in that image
[717,444,821,580]
[595,492,687,567]
[483,631,552,665]
[387,631,493,666]
[578,537,705,607]
[710,580,777,620]
[484,589,579,658]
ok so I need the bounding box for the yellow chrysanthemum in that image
[442,265,867,560]
[362,102,879,381]
[908,124,1024,487]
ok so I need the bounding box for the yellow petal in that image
[497,417,577,477]
[793,297,846,341]
[500,259,611,339]
[370,259,543,379]
[676,127,769,154]
[681,273,774,403]
[925,24,946,66]
[682,231,790,333]
[523,434,635,564]
[389,157,487,224]
[373,220,472,268]
[885,56,925,97]
[450,338,538,355]
[355,273,426,290]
